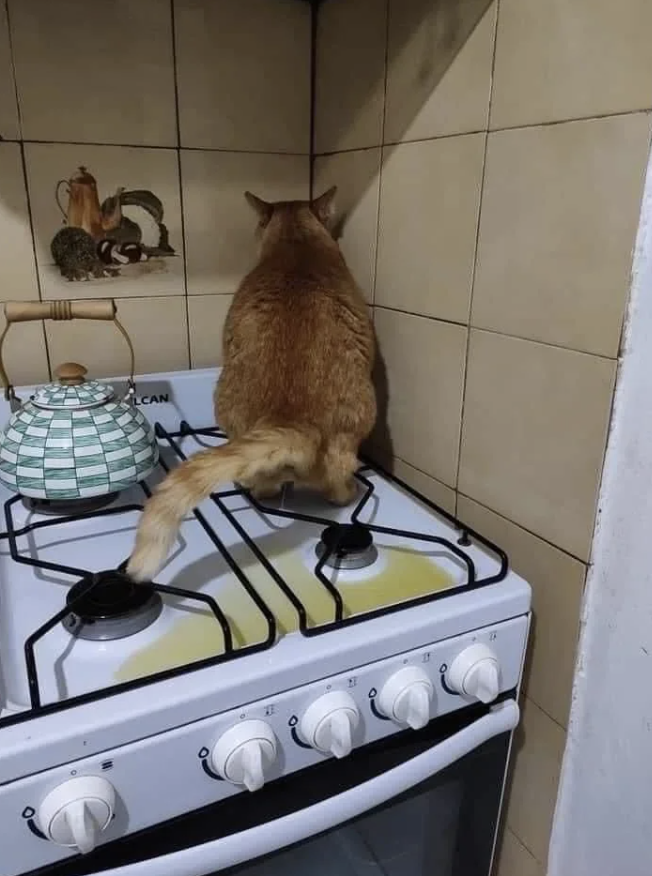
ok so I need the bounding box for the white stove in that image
[0,368,531,876]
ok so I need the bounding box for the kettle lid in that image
[31,362,115,410]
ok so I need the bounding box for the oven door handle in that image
[96,699,519,876]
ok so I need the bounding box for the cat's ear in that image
[244,191,273,226]
[311,186,337,226]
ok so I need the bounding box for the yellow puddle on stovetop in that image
[115,547,456,683]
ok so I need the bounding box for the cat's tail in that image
[126,424,321,583]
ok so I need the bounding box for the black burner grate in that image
[161,423,508,638]
[0,421,508,728]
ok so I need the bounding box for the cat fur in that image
[126,187,376,583]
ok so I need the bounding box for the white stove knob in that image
[446,643,501,704]
[299,691,360,759]
[211,720,277,792]
[38,775,116,855]
[377,666,434,730]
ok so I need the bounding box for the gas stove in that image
[0,368,531,876]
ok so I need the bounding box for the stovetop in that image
[0,368,530,784]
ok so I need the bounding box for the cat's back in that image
[219,233,375,434]
[230,236,373,361]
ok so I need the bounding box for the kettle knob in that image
[55,362,88,386]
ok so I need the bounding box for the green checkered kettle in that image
[0,299,159,500]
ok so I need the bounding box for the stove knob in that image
[211,720,277,792]
[299,691,360,759]
[377,666,434,730]
[446,643,501,704]
[37,775,116,855]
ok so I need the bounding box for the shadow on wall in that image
[362,346,393,462]
[323,0,491,468]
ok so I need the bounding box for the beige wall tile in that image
[175,0,310,153]
[0,316,49,387]
[385,0,495,143]
[495,828,543,876]
[0,3,19,139]
[506,697,565,865]
[314,0,386,154]
[457,495,584,728]
[24,143,184,300]
[491,0,652,128]
[313,149,381,302]
[182,151,309,296]
[9,0,176,146]
[390,457,456,514]
[459,330,616,560]
[0,143,38,300]
[473,115,651,357]
[374,308,466,487]
[188,294,232,369]
[376,135,484,323]
[45,296,189,379]
[368,441,457,513]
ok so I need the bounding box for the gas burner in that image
[63,570,163,641]
[22,493,118,517]
[315,523,378,570]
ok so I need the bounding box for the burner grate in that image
[159,421,508,638]
[0,419,508,729]
[0,472,276,725]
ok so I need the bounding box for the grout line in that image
[374,304,619,361]
[374,304,468,330]
[8,138,309,157]
[169,0,182,152]
[314,128,486,158]
[379,0,391,152]
[521,692,568,736]
[456,489,590,567]
[4,0,21,139]
[178,145,310,157]
[313,144,388,159]
[308,0,318,198]
[40,293,197,303]
[177,150,192,369]
[3,0,51,380]
[489,106,652,135]
[313,110,652,160]
[454,1,501,517]
[5,108,646,155]
[503,827,546,867]
[392,454,455,493]
[169,0,191,371]
[466,324,619,362]
[370,0,391,307]
[17,140,51,380]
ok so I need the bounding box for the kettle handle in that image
[0,299,136,407]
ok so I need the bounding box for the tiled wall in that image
[2,0,651,868]
[0,0,310,385]
[314,0,652,873]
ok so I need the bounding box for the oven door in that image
[31,698,519,876]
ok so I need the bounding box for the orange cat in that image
[127,187,377,582]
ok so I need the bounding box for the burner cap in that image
[23,493,117,516]
[316,523,378,570]
[63,570,163,641]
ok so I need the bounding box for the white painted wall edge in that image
[548,130,652,876]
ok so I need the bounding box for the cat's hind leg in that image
[319,435,360,506]
[249,475,285,502]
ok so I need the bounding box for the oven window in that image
[32,703,512,876]
[221,733,509,876]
